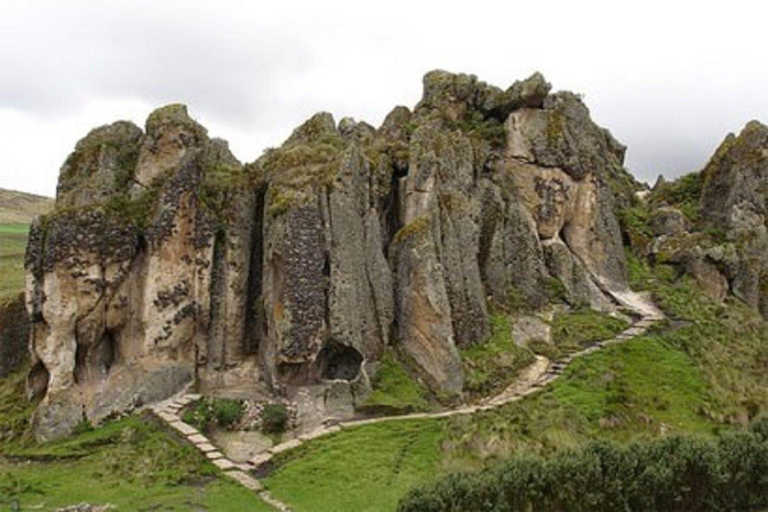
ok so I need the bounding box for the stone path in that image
[149,291,663,511]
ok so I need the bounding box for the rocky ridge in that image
[24,70,764,441]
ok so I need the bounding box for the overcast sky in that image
[2,0,767,197]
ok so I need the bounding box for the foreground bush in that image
[398,417,768,512]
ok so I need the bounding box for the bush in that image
[262,404,289,435]
[212,398,244,429]
[181,397,244,432]
[398,419,768,512]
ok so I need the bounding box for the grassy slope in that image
[0,224,28,302]
[0,188,53,224]
[0,398,273,511]
[265,419,445,512]
[262,266,766,511]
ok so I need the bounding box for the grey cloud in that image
[0,3,310,127]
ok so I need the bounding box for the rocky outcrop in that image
[635,121,768,317]
[25,72,636,439]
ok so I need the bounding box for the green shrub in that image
[398,421,768,512]
[181,397,244,432]
[212,399,244,429]
[262,404,289,435]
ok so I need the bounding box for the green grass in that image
[264,419,445,512]
[363,351,430,414]
[0,367,275,511]
[551,308,629,352]
[460,313,535,397]
[0,224,29,301]
[0,414,275,511]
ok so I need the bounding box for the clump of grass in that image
[551,309,629,352]
[363,351,430,414]
[460,313,535,397]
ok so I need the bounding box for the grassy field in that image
[0,224,29,301]
[265,419,445,512]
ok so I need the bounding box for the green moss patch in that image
[460,313,536,397]
[363,351,430,414]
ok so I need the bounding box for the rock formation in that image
[637,121,768,317]
[25,72,641,440]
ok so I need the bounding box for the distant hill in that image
[0,187,54,224]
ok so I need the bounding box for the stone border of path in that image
[150,309,663,512]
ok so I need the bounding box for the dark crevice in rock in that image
[27,360,50,401]
[318,340,363,381]
[382,165,408,249]
[207,227,226,369]
[243,185,266,356]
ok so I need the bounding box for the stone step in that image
[188,433,208,444]
[196,442,217,453]
[168,421,198,436]
[298,425,341,442]
[206,450,224,460]
[259,491,293,512]
[212,458,237,471]
[269,438,303,455]
[225,470,263,491]
[249,452,272,467]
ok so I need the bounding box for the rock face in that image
[700,121,768,316]
[25,73,637,439]
[636,121,768,317]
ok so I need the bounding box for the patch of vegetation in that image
[618,205,653,255]
[264,419,446,512]
[393,216,431,244]
[262,404,289,435]
[551,308,629,352]
[0,415,274,511]
[650,171,704,224]
[399,418,768,512]
[460,314,535,397]
[181,397,245,432]
[527,337,562,361]
[450,110,507,149]
[363,351,430,414]
[0,224,29,301]
[0,364,36,448]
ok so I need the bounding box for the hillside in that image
[0,187,53,224]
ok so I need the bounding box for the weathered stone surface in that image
[24,70,643,437]
[56,121,142,209]
[700,121,768,315]
[512,315,551,347]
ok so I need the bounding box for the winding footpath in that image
[149,291,663,512]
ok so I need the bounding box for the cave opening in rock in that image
[74,330,116,384]
[27,360,50,401]
[318,341,363,381]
